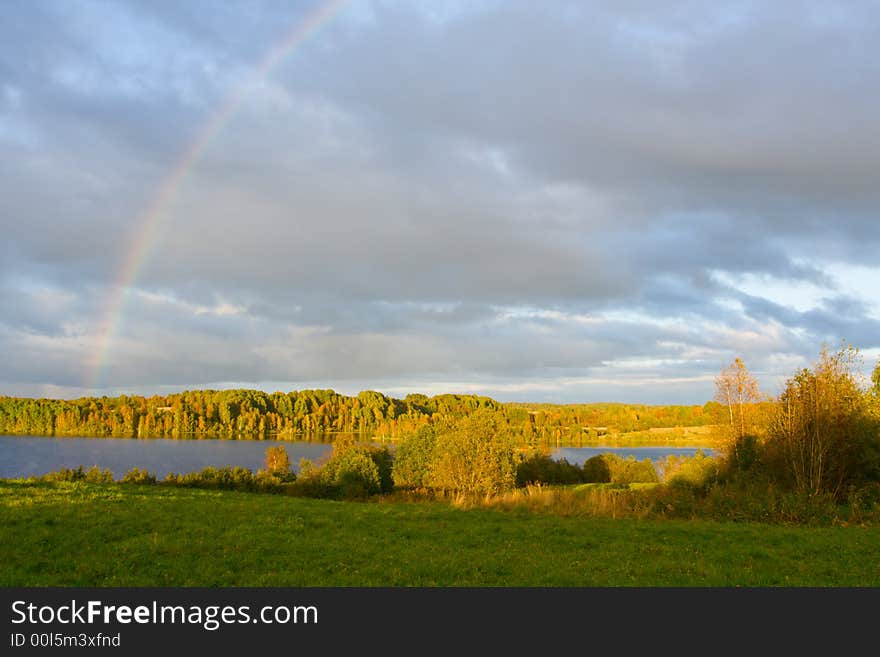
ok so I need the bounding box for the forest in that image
[0,388,725,441]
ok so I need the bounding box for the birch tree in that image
[714,358,761,440]
[766,345,872,497]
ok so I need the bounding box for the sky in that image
[1,0,879,404]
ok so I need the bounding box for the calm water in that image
[552,446,715,467]
[0,435,335,479]
[0,435,716,479]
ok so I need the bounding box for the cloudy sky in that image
[2,0,879,404]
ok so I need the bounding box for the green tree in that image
[582,455,612,483]
[428,411,517,495]
[765,345,878,497]
[392,425,437,488]
[320,449,381,498]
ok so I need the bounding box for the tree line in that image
[0,388,720,442]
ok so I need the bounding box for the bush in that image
[582,455,612,483]
[516,453,583,486]
[606,455,659,484]
[369,445,395,493]
[286,476,336,498]
[39,465,113,483]
[392,425,437,488]
[659,451,718,492]
[582,454,658,484]
[84,466,114,483]
[258,445,296,484]
[763,346,880,497]
[286,458,335,497]
[120,467,157,485]
[320,449,382,498]
[39,466,86,482]
[697,479,843,524]
[165,466,258,491]
[726,435,760,473]
[428,411,517,495]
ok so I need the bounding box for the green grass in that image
[2,480,878,586]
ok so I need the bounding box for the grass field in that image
[2,480,878,586]
[580,424,721,445]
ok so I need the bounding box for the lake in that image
[553,446,716,467]
[0,435,716,479]
[0,435,334,479]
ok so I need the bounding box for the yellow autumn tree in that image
[765,345,878,497]
[715,357,762,441]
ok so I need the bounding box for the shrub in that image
[286,477,335,498]
[659,451,718,491]
[258,445,296,484]
[165,466,258,491]
[320,449,382,498]
[297,458,316,478]
[582,454,658,484]
[428,411,517,495]
[308,436,395,498]
[39,466,87,482]
[607,455,659,484]
[286,458,336,497]
[371,446,394,493]
[582,455,612,483]
[120,467,157,485]
[39,465,113,483]
[84,466,114,483]
[727,434,760,473]
[392,425,437,488]
[764,346,880,497]
[516,453,583,486]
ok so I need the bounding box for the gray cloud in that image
[2,0,879,403]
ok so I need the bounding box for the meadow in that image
[2,348,879,587]
[2,480,878,587]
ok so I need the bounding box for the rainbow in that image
[85,0,349,390]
